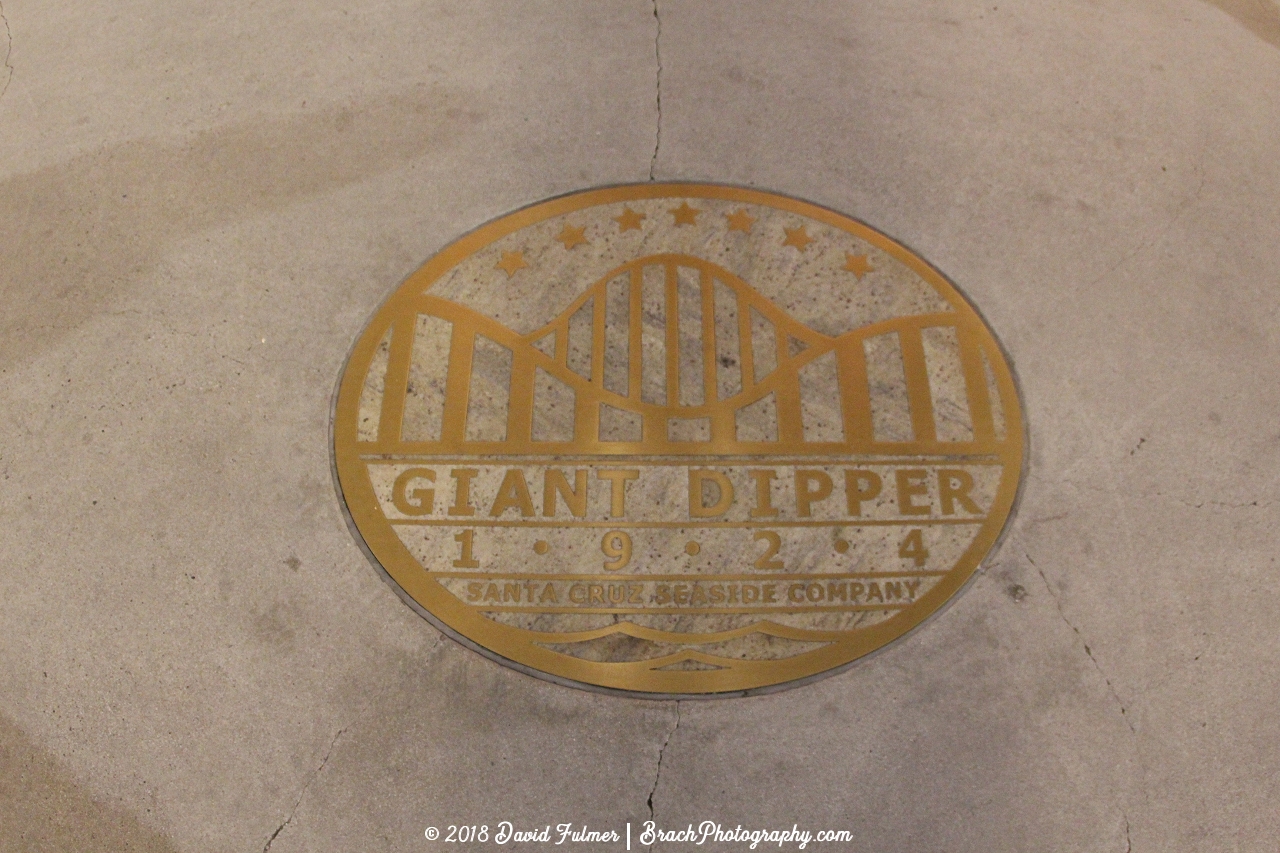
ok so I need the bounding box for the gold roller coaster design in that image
[370,253,1008,456]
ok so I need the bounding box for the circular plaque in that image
[334,184,1023,695]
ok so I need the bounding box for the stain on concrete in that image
[1201,0,1280,48]
[0,711,180,853]
[248,599,303,651]
[0,88,486,372]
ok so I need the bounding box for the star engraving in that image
[843,253,874,279]
[669,201,701,227]
[496,250,529,278]
[556,223,589,250]
[725,209,756,233]
[614,207,646,231]
[782,225,814,251]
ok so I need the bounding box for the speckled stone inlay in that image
[334,184,1023,695]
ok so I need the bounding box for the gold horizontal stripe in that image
[360,454,1005,465]
[473,605,911,615]
[389,518,984,528]
[435,571,949,582]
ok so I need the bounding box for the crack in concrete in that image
[1123,811,1132,852]
[1026,550,1136,734]
[0,0,11,105]
[1175,497,1271,511]
[648,0,662,181]
[261,723,351,853]
[1025,511,1070,527]
[1065,477,1271,513]
[645,701,680,849]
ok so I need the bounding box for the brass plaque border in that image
[332,183,1025,697]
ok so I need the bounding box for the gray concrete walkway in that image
[1,1,1278,850]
